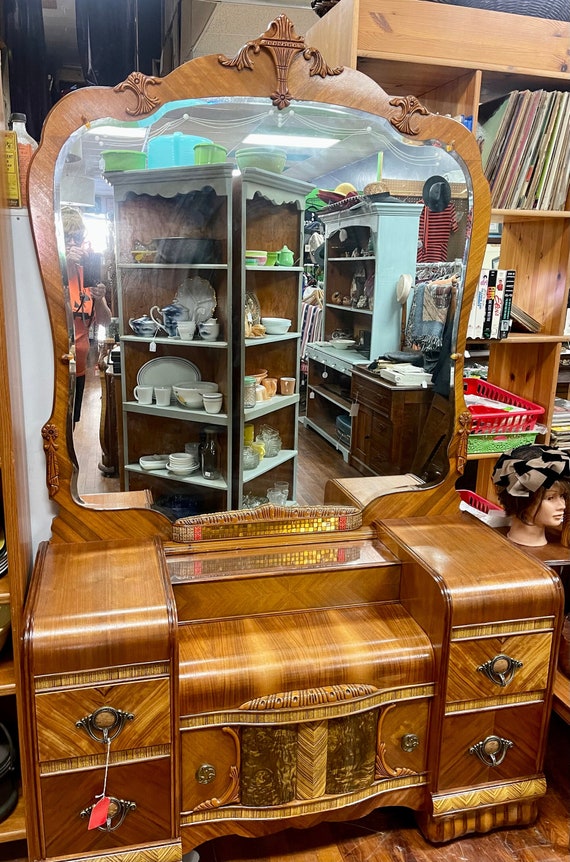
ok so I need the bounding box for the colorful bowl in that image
[193,143,227,165]
[101,150,147,172]
[236,147,287,174]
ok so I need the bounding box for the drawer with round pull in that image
[39,756,172,857]
[445,632,553,704]
[437,702,544,792]
[34,677,171,762]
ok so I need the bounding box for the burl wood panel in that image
[179,603,433,716]
[446,632,553,704]
[325,710,378,794]
[34,678,171,762]
[24,538,175,675]
[437,702,545,792]
[241,726,298,805]
[379,515,563,626]
[40,758,172,856]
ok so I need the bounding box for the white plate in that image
[175,276,217,324]
[137,357,201,389]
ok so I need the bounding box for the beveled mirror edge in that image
[27,14,490,544]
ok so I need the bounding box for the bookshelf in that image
[306,0,570,721]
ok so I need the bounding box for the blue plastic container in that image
[147,132,212,169]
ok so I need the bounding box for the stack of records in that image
[0,529,7,578]
[550,397,570,451]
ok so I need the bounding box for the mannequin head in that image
[492,444,570,546]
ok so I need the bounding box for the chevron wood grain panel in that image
[437,703,545,792]
[173,547,400,622]
[62,841,182,862]
[446,633,552,703]
[34,678,171,761]
[296,720,328,799]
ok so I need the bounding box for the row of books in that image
[550,397,570,452]
[483,89,570,211]
[467,269,515,340]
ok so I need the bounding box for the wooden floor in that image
[74,365,362,501]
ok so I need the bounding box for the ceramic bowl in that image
[261,317,291,335]
[236,147,287,174]
[245,250,267,266]
[139,454,169,471]
[0,604,11,653]
[173,381,218,408]
[331,339,356,350]
[250,369,268,385]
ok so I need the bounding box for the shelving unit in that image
[307,0,570,719]
[304,201,422,460]
[107,164,312,512]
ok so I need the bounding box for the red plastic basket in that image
[463,378,544,434]
[457,489,503,513]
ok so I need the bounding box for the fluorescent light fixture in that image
[242,133,339,148]
[87,125,147,140]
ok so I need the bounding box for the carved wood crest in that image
[219,14,343,109]
[389,95,429,136]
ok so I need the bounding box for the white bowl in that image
[261,317,291,335]
[167,462,199,476]
[173,381,218,408]
[139,454,169,470]
[331,339,356,350]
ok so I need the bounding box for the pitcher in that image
[150,302,189,337]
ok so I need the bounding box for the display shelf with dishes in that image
[106,163,235,513]
[235,168,313,508]
[304,203,422,460]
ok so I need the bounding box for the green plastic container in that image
[101,150,147,172]
[467,430,537,455]
[193,143,227,165]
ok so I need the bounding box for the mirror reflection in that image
[54,96,471,517]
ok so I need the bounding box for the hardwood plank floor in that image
[194,714,570,862]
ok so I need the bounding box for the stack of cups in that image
[266,482,289,504]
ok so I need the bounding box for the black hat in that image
[422,175,452,213]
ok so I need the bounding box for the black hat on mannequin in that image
[422,175,452,212]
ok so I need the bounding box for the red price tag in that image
[88,796,110,830]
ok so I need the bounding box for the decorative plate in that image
[137,357,201,390]
[175,276,217,324]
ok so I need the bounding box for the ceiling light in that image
[242,133,339,149]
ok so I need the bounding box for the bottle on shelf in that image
[9,113,38,208]
[200,428,221,480]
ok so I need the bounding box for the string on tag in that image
[87,728,111,829]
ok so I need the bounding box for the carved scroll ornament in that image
[42,423,59,498]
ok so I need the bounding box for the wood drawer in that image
[437,702,544,792]
[40,757,173,856]
[446,633,552,704]
[35,677,171,761]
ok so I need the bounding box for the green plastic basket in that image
[467,430,538,455]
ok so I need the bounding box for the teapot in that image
[128,315,159,337]
[277,245,295,267]
[150,302,189,338]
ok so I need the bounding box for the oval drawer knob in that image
[80,796,137,831]
[76,706,134,743]
[469,734,514,767]
[477,653,523,687]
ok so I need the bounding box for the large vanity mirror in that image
[28,15,490,540]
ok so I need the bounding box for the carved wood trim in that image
[240,683,377,710]
[41,423,60,498]
[375,705,417,779]
[192,727,241,812]
[219,14,343,109]
[457,409,472,473]
[389,96,430,136]
[114,72,161,115]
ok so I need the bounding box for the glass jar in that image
[199,427,221,480]
[244,376,256,409]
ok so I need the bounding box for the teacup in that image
[154,385,172,406]
[133,385,153,404]
[279,377,296,395]
[199,319,220,341]
[202,393,223,414]
[177,320,196,340]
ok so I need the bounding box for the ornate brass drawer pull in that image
[76,706,134,743]
[401,733,419,752]
[469,734,514,767]
[477,653,523,687]
[80,797,137,831]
